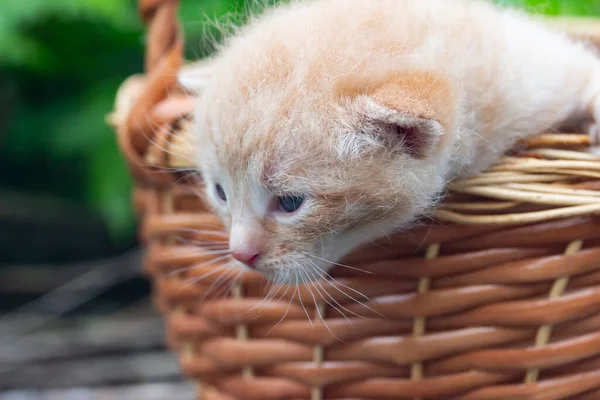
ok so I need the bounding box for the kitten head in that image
[179,2,456,284]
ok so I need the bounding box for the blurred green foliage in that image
[0,0,598,243]
[501,0,600,15]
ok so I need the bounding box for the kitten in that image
[178,0,600,284]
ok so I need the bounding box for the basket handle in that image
[139,0,183,73]
[123,0,184,147]
[107,0,187,187]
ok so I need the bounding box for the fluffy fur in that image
[180,0,600,284]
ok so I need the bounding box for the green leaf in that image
[0,0,139,70]
[497,0,600,15]
[49,81,123,157]
[87,134,135,242]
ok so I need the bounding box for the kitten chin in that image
[182,0,600,284]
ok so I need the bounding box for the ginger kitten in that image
[179,0,600,284]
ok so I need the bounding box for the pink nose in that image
[231,250,260,268]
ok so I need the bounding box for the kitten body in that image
[181,0,600,283]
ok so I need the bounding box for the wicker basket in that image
[111,1,600,399]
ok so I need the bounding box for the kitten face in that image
[196,114,420,283]
[186,71,451,284]
[181,1,456,284]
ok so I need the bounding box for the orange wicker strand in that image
[110,1,600,398]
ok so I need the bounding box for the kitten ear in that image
[177,60,213,92]
[358,98,446,158]
[345,71,454,159]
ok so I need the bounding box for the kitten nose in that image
[230,219,264,268]
[231,250,260,268]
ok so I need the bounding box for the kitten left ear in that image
[359,98,446,158]
[343,71,455,159]
[177,59,213,92]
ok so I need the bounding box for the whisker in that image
[212,265,242,298]
[247,274,283,318]
[171,227,229,237]
[301,251,373,275]
[173,246,230,254]
[178,261,231,291]
[172,170,201,187]
[178,240,229,248]
[312,273,362,322]
[136,110,197,163]
[304,267,351,322]
[202,263,237,301]
[311,262,384,319]
[265,284,295,336]
[295,273,314,328]
[309,261,373,303]
[302,269,342,342]
[168,254,231,276]
[253,273,291,323]
[178,228,229,236]
[220,269,242,300]
[189,247,231,253]
[175,236,230,247]
[165,248,230,258]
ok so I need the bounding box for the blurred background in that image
[0,0,599,397]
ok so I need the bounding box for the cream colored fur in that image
[180,0,600,283]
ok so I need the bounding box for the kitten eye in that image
[277,195,304,213]
[215,184,227,202]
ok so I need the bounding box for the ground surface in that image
[0,250,195,400]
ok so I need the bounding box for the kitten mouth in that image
[229,248,334,285]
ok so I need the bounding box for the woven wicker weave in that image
[111,1,600,399]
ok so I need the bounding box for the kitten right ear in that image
[177,60,213,92]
